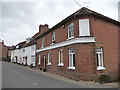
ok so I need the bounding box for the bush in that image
[43,68,46,72]
[30,64,33,68]
[98,74,112,84]
[39,67,42,70]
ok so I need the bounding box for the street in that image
[2,62,115,88]
[2,62,85,88]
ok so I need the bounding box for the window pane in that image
[73,54,75,66]
[96,54,99,66]
[79,19,90,36]
[61,51,63,63]
[99,54,102,66]
[69,54,72,67]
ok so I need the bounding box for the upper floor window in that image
[58,50,64,66]
[79,19,90,36]
[52,32,56,44]
[68,48,75,70]
[41,38,44,48]
[31,45,35,50]
[68,23,74,39]
[96,47,105,70]
[47,52,51,65]
[22,48,25,52]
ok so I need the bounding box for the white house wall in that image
[11,44,36,66]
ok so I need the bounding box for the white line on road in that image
[33,83,38,86]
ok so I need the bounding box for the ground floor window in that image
[68,48,75,70]
[38,55,41,65]
[31,55,35,62]
[58,50,64,66]
[47,52,51,65]
[96,47,105,70]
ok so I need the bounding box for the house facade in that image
[36,7,120,81]
[11,32,40,67]
[0,40,10,61]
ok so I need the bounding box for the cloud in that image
[1,1,118,46]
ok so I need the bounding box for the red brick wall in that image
[37,43,96,81]
[36,17,119,80]
[0,42,8,58]
[91,17,119,80]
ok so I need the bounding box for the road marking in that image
[33,83,38,86]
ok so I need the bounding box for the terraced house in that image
[11,31,40,67]
[36,7,120,81]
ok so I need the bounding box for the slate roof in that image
[36,7,120,39]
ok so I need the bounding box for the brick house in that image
[36,7,120,81]
[0,40,10,61]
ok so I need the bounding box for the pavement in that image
[2,61,119,88]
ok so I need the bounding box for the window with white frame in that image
[31,55,35,63]
[41,38,44,48]
[68,23,74,39]
[96,47,105,70]
[38,55,41,65]
[52,32,56,44]
[58,50,64,66]
[22,48,25,52]
[47,52,51,65]
[68,48,75,70]
[79,19,90,36]
[31,45,35,50]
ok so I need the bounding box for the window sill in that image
[68,66,75,70]
[38,63,40,65]
[97,66,105,70]
[67,37,74,40]
[51,43,55,45]
[58,63,64,67]
[47,63,51,66]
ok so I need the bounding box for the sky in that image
[0,0,119,46]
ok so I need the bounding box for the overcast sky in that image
[1,0,119,46]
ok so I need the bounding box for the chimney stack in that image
[39,24,49,34]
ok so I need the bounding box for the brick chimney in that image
[39,24,49,34]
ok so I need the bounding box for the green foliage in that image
[98,74,112,84]
[39,67,42,70]
[43,68,46,72]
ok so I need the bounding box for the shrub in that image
[43,68,46,72]
[98,74,112,84]
[30,64,33,68]
[39,67,42,70]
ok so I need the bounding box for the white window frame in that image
[79,19,90,36]
[68,23,74,39]
[31,55,35,64]
[38,55,41,65]
[47,52,51,65]
[31,45,35,50]
[96,47,105,70]
[52,32,56,44]
[68,48,75,70]
[58,50,64,66]
[41,38,44,48]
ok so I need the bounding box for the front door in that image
[44,55,46,68]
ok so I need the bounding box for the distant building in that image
[10,31,41,67]
[0,40,10,61]
[36,7,120,81]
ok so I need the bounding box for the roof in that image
[23,32,41,47]
[36,7,120,39]
[11,31,41,50]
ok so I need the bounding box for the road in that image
[2,62,85,88]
